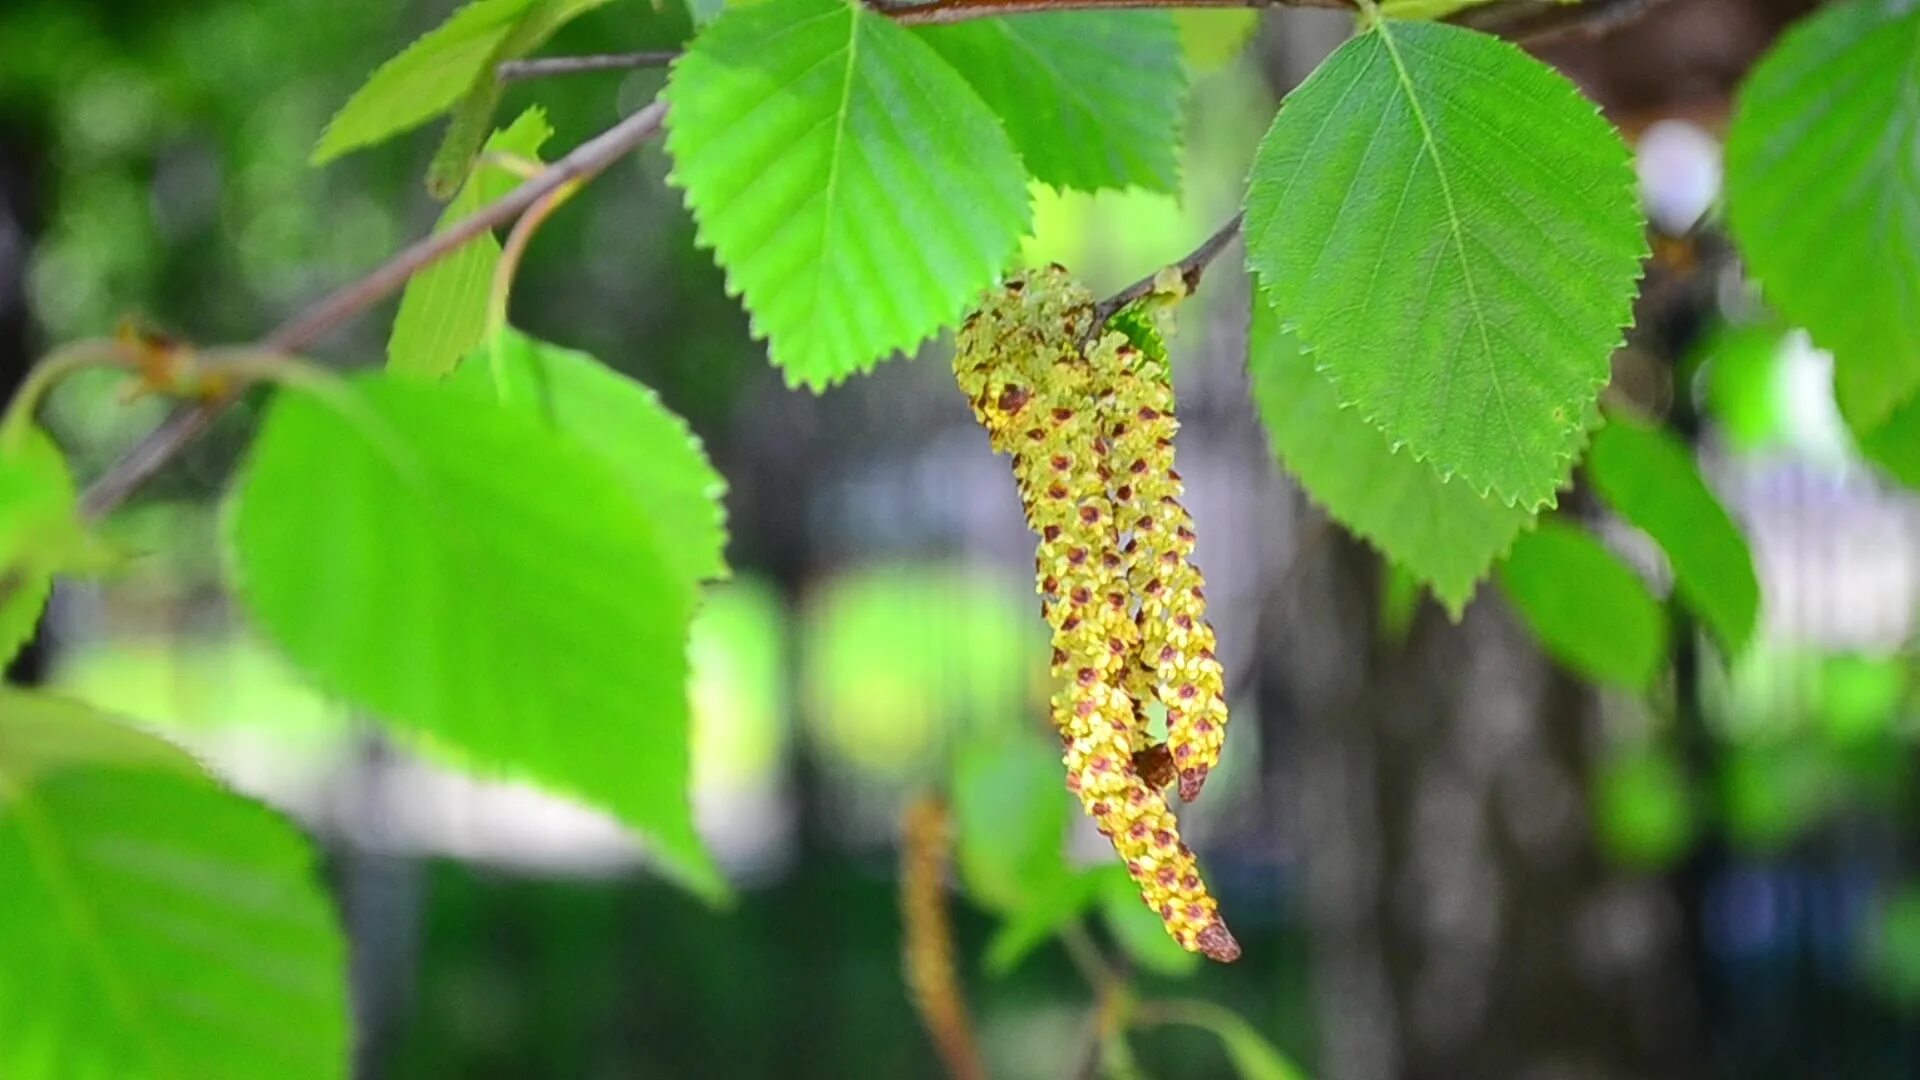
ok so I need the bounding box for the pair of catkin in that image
[953,265,1237,962]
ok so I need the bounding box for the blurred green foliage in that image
[803,564,1044,777]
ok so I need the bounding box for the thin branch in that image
[1452,0,1675,44]
[1089,211,1243,334]
[889,0,1349,27]
[496,51,679,83]
[485,0,1637,91]
[76,99,670,522]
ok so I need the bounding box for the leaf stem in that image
[487,177,584,346]
[1060,920,1126,992]
[75,98,670,523]
[0,341,135,453]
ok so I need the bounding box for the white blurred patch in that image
[1636,120,1722,236]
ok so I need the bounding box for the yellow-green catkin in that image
[953,266,1238,962]
[1088,329,1230,803]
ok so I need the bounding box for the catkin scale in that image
[953,266,1237,962]
[1088,334,1230,802]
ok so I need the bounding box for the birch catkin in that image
[900,797,986,1080]
[1089,328,1230,803]
[952,266,1238,962]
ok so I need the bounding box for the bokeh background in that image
[5,0,1919,1076]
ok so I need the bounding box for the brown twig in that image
[74,98,670,523]
[889,0,1350,25]
[1088,211,1243,337]
[1452,0,1675,45]
[496,51,679,82]
[66,0,1659,525]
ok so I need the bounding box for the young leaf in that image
[312,0,540,164]
[0,427,82,666]
[312,0,606,166]
[1724,0,1920,429]
[918,13,1185,194]
[1176,1005,1308,1080]
[1586,416,1759,653]
[952,734,1073,915]
[1497,519,1668,688]
[388,109,553,379]
[1248,296,1537,618]
[448,328,730,585]
[0,691,348,1080]
[983,870,1103,975]
[664,0,1031,387]
[1244,20,1646,509]
[422,0,613,197]
[226,374,724,900]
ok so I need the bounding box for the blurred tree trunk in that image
[1254,2,1828,1074]
[1273,532,1699,1079]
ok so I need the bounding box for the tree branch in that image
[1450,0,1675,44]
[67,0,1658,524]
[888,0,1350,26]
[76,98,671,522]
[496,51,679,83]
[1090,211,1243,334]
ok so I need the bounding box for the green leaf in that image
[1497,519,1668,688]
[1244,19,1646,508]
[226,374,724,900]
[311,0,606,166]
[1724,0,1920,429]
[1144,1002,1306,1080]
[1699,321,1793,453]
[918,13,1185,194]
[1586,416,1759,653]
[1248,295,1536,617]
[952,734,1072,915]
[664,0,1031,387]
[0,690,348,1080]
[1097,866,1200,977]
[388,109,553,379]
[312,0,539,164]
[448,327,730,584]
[0,428,82,666]
[421,0,613,197]
[1857,391,1920,492]
[983,869,1102,975]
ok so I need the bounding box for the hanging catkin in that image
[1088,321,1230,802]
[952,266,1238,962]
[900,796,987,1080]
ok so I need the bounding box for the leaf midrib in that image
[807,3,863,363]
[1370,20,1521,471]
[0,754,176,1076]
